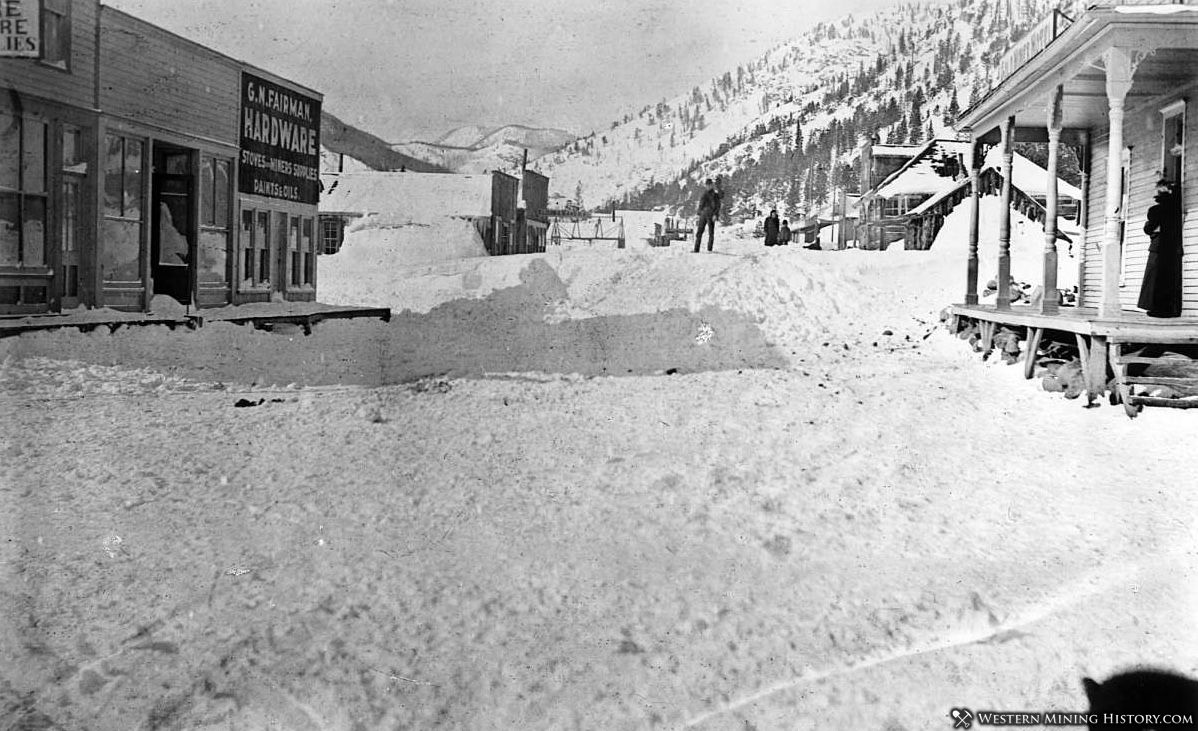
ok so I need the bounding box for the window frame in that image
[1,112,50,273]
[39,0,72,72]
[1160,99,1185,196]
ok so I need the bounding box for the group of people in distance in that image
[761,209,792,247]
[693,176,815,252]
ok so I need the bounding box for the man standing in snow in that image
[694,179,719,253]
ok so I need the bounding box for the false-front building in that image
[1,0,322,314]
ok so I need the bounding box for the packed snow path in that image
[2,237,1195,730]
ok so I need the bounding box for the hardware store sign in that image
[1,0,40,57]
[239,72,321,204]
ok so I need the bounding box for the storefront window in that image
[101,219,142,282]
[198,230,228,284]
[0,112,17,190]
[198,155,231,292]
[102,134,145,283]
[289,216,300,286]
[0,113,49,269]
[23,197,44,266]
[256,211,270,285]
[302,217,313,285]
[0,194,18,267]
[240,210,255,285]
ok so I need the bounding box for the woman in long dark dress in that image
[1137,180,1184,318]
[763,210,780,247]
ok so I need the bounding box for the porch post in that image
[997,115,1015,311]
[1076,130,1090,308]
[965,136,981,305]
[1041,85,1063,315]
[1101,47,1134,319]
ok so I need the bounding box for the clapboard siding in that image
[1082,134,1107,307]
[98,7,239,144]
[3,0,98,109]
[1082,94,1198,316]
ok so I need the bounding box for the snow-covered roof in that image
[870,144,922,157]
[905,151,1082,217]
[982,148,1083,200]
[873,140,972,198]
[1113,4,1198,13]
[319,171,495,222]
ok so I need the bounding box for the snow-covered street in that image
[2,232,1196,730]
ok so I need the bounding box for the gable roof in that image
[905,150,1082,217]
[866,139,971,199]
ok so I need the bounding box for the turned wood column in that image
[997,115,1015,311]
[1041,86,1063,315]
[965,137,981,306]
[1101,47,1134,319]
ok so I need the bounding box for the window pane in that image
[200,157,214,227]
[240,210,254,284]
[104,135,123,216]
[101,219,142,282]
[42,10,68,66]
[157,198,190,265]
[23,120,46,193]
[0,112,19,190]
[256,211,270,283]
[63,178,80,252]
[164,153,188,175]
[124,140,143,220]
[289,217,300,251]
[23,197,45,266]
[302,218,312,252]
[0,193,18,266]
[214,160,229,226]
[63,126,80,167]
[198,230,228,284]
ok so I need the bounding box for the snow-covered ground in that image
[2,222,1195,730]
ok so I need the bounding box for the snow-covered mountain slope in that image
[533,0,1081,217]
[392,124,577,174]
[320,110,448,174]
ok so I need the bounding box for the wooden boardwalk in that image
[949,304,1198,416]
[0,304,391,339]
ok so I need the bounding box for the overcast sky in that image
[105,0,901,143]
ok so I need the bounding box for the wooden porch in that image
[950,304,1198,416]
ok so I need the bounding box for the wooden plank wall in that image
[2,0,98,108]
[1082,93,1198,316]
[97,7,239,144]
[1082,133,1107,308]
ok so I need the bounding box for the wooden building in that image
[898,149,1082,250]
[1,0,322,314]
[318,170,541,256]
[520,169,550,254]
[857,139,970,250]
[950,0,1198,414]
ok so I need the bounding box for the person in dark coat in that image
[780,220,792,245]
[763,209,780,246]
[1137,179,1184,318]
[694,178,719,253]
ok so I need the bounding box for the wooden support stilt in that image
[1023,327,1044,379]
[980,321,997,358]
[1089,335,1109,402]
[1107,341,1142,418]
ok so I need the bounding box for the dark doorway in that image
[151,145,194,305]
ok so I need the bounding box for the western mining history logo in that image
[949,708,1195,727]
